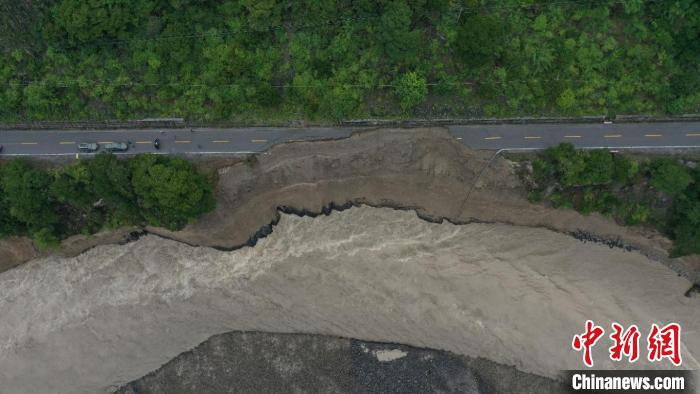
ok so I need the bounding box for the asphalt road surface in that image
[0,127,356,156]
[451,121,700,151]
[0,122,699,156]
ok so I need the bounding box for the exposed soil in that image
[0,236,38,272]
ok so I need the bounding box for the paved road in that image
[451,121,700,151]
[0,122,699,156]
[0,127,356,156]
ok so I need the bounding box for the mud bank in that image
[0,208,697,393]
[1,127,696,282]
[118,331,565,394]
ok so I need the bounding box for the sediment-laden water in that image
[0,207,697,393]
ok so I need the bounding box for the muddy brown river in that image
[0,207,697,393]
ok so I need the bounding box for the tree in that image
[455,12,505,68]
[241,0,282,32]
[557,89,576,111]
[582,150,614,185]
[649,159,692,195]
[0,160,59,242]
[394,71,427,113]
[86,153,140,226]
[532,156,556,185]
[51,161,94,208]
[668,167,700,255]
[379,1,421,66]
[49,0,153,43]
[0,154,216,245]
[130,155,215,230]
[613,155,638,184]
[547,143,586,187]
[670,196,700,256]
[0,184,23,237]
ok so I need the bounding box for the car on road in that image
[153,138,160,150]
[78,142,99,152]
[0,145,3,153]
[103,142,129,152]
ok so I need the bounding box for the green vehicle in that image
[77,142,98,152]
[103,142,129,152]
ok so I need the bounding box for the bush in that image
[617,202,652,225]
[32,227,60,250]
[394,71,428,113]
[528,190,544,203]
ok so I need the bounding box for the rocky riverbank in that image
[118,331,565,393]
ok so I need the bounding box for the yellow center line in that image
[212,140,230,143]
[59,141,75,145]
[251,139,268,143]
[98,141,114,144]
[175,140,191,144]
[604,134,622,138]
[20,142,37,145]
[564,135,581,138]
[524,136,542,140]
[484,136,501,140]
[644,134,663,138]
[687,133,700,137]
[135,141,151,144]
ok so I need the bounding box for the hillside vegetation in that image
[528,144,700,256]
[1,0,699,122]
[0,155,215,248]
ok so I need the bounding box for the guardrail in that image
[340,116,607,127]
[341,114,700,127]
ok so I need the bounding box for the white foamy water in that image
[0,207,698,393]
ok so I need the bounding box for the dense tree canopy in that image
[130,155,215,230]
[530,144,699,256]
[670,170,700,256]
[1,0,699,122]
[0,160,59,240]
[649,159,692,196]
[0,154,215,248]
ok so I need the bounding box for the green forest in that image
[528,144,700,256]
[1,0,699,123]
[0,154,215,248]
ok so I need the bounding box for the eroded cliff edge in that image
[161,127,697,284]
[1,127,697,283]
